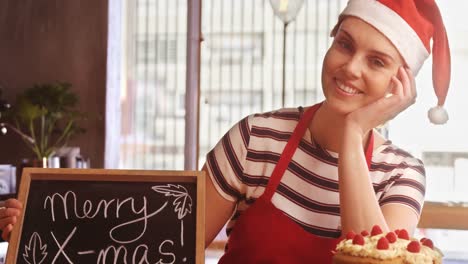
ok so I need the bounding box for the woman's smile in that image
[335,78,363,96]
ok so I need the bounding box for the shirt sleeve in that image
[205,115,253,202]
[379,158,426,217]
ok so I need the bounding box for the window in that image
[203,32,264,64]
[119,0,187,170]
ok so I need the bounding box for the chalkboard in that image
[6,168,205,264]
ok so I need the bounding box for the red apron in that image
[218,103,374,264]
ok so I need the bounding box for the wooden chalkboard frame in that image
[6,168,206,264]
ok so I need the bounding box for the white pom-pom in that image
[428,106,449,125]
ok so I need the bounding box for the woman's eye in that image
[371,58,385,68]
[336,40,352,51]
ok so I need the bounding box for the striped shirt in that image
[206,107,426,239]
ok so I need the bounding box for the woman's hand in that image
[338,67,417,234]
[345,67,416,135]
[0,198,23,241]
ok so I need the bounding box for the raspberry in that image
[420,237,427,243]
[346,231,356,240]
[361,230,370,237]
[407,241,421,253]
[394,229,400,235]
[385,231,397,243]
[397,229,410,240]
[353,234,365,245]
[422,238,434,249]
[371,225,383,236]
[377,237,390,250]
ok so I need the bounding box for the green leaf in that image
[14,97,45,124]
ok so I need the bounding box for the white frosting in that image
[335,233,443,263]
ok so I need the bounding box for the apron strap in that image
[262,103,321,201]
[263,103,374,201]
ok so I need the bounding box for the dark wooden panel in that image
[0,0,108,169]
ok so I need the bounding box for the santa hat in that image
[333,0,451,125]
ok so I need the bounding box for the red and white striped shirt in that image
[206,107,426,238]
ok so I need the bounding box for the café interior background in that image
[0,0,467,262]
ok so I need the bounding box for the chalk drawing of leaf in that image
[152,184,193,219]
[173,194,192,219]
[23,232,47,264]
[152,184,188,197]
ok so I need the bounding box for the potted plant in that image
[1,82,86,163]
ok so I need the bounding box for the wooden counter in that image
[418,201,468,230]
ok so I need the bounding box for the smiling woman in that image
[321,17,406,115]
[201,0,452,263]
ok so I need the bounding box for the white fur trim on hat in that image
[339,0,430,75]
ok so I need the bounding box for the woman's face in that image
[321,17,405,115]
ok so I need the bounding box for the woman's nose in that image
[342,55,363,79]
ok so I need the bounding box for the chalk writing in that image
[43,191,169,244]
[16,180,198,264]
[25,229,178,264]
[96,239,176,264]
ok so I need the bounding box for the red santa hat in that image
[334,0,451,124]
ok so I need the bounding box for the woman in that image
[203,0,450,263]
[0,0,451,263]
